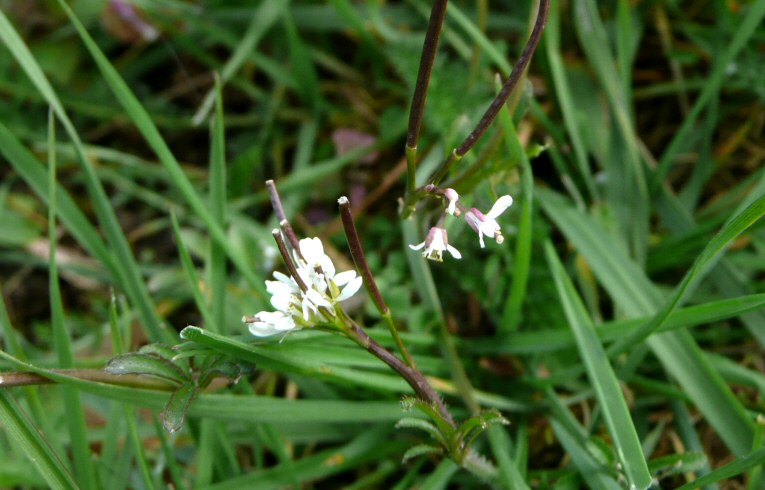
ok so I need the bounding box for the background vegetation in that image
[1,0,764,488]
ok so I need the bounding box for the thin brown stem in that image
[0,369,175,390]
[429,0,550,185]
[405,0,448,204]
[344,315,455,427]
[407,0,448,151]
[266,179,301,253]
[338,196,388,314]
[338,197,417,368]
[272,229,308,292]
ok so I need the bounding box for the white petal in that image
[444,188,459,215]
[486,195,513,219]
[305,289,332,309]
[272,271,293,285]
[333,270,357,286]
[409,241,426,250]
[477,232,486,248]
[248,322,279,337]
[480,219,500,238]
[266,279,294,296]
[337,276,363,301]
[269,291,294,312]
[318,254,336,278]
[247,311,295,337]
[299,237,323,258]
[430,231,447,251]
[272,315,297,331]
[446,245,462,259]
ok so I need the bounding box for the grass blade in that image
[655,0,765,180]
[47,109,97,490]
[545,242,652,489]
[0,391,78,490]
[51,0,267,300]
[497,84,533,334]
[539,188,755,456]
[675,446,765,490]
[0,9,168,342]
[609,192,765,354]
[191,0,289,125]
[209,76,227,334]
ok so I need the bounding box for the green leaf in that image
[402,444,443,463]
[0,350,406,425]
[648,451,706,480]
[106,353,189,385]
[539,188,755,456]
[395,417,446,446]
[550,418,622,490]
[161,382,199,434]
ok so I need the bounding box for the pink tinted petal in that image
[486,195,513,219]
[465,210,482,234]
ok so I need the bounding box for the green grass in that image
[1,0,764,488]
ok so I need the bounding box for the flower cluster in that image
[410,189,513,261]
[244,236,362,337]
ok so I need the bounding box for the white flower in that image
[443,188,459,216]
[244,236,363,337]
[410,227,461,262]
[464,195,513,248]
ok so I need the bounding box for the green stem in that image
[382,310,417,369]
[436,319,481,415]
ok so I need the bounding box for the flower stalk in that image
[405,0,449,204]
[404,0,550,195]
[341,312,455,427]
[266,179,301,253]
[271,229,308,292]
[338,196,417,369]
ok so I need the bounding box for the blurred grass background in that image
[0,0,764,488]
